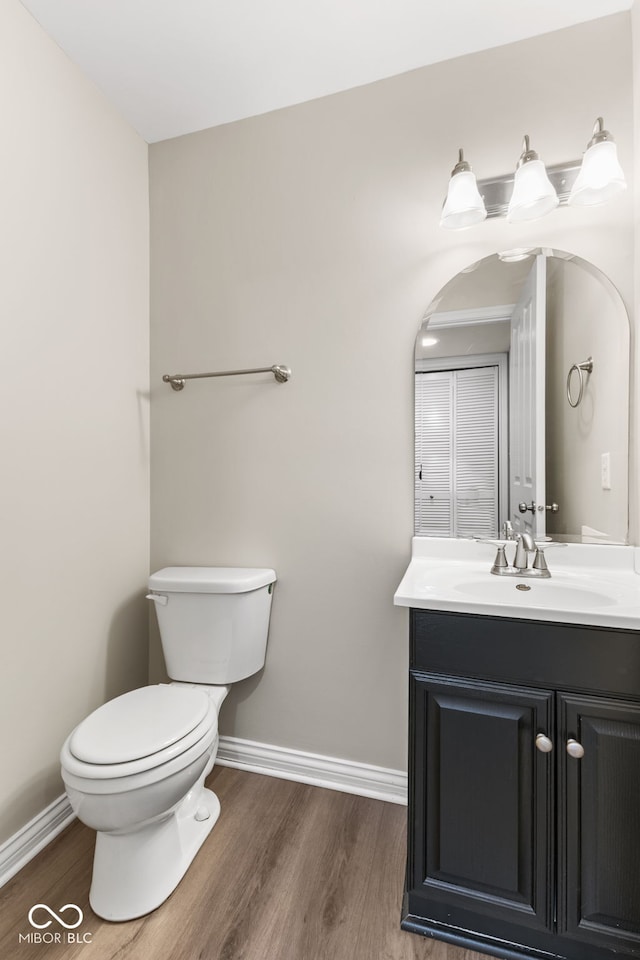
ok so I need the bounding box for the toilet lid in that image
[69,685,210,765]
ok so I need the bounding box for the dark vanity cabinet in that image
[404,609,640,960]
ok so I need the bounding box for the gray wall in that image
[149,13,634,772]
[546,260,629,541]
[0,0,150,845]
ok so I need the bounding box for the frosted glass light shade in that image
[440,170,487,230]
[568,140,627,206]
[507,160,559,222]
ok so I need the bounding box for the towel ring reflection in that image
[567,357,593,408]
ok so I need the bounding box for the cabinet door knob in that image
[566,739,585,759]
[535,733,553,753]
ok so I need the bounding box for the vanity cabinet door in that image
[559,694,640,958]
[409,672,554,934]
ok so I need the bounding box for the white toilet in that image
[60,566,276,922]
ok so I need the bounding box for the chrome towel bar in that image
[163,364,291,391]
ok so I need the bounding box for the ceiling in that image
[19,0,632,143]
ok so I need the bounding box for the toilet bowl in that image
[60,683,228,920]
[60,566,276,921]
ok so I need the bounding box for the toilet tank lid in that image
[148,566,277,594]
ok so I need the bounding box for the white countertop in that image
[394,537,640,630]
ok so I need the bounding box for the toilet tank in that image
[147,567,276,684]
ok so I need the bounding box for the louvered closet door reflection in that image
[415,371,453,536]
[455,367,499,537]
[415,367,499,538]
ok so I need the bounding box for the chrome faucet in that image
[486,532,565,578]
[513,532,535,571]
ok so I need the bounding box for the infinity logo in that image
[28,904,84,930]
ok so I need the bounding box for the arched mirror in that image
[415,249,629,544]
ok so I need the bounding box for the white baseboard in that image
[0,795,75,889]
[0,741,406,888]
[217,735,407,805]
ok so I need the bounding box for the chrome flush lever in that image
[146,593,168,606]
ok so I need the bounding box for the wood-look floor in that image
[0,767,490,960]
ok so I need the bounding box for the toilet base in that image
[89,786,221,921]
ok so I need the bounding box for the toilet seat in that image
[62,685,217,781]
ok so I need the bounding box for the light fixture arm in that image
[587,116,613,148]
[450,148,471,176]
[516,134,539,167]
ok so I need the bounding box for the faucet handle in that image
[490,545,509,574]
[532,549,549,574]
[532,541,567,576]
[474,539,511,574]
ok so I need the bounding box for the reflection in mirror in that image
[415,249,629,544]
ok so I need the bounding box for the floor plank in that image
[0,767,492,960]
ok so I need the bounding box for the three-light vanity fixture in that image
[440,117,626,230]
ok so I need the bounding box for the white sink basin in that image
[394,538,640,629]
[454,578,616,609]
